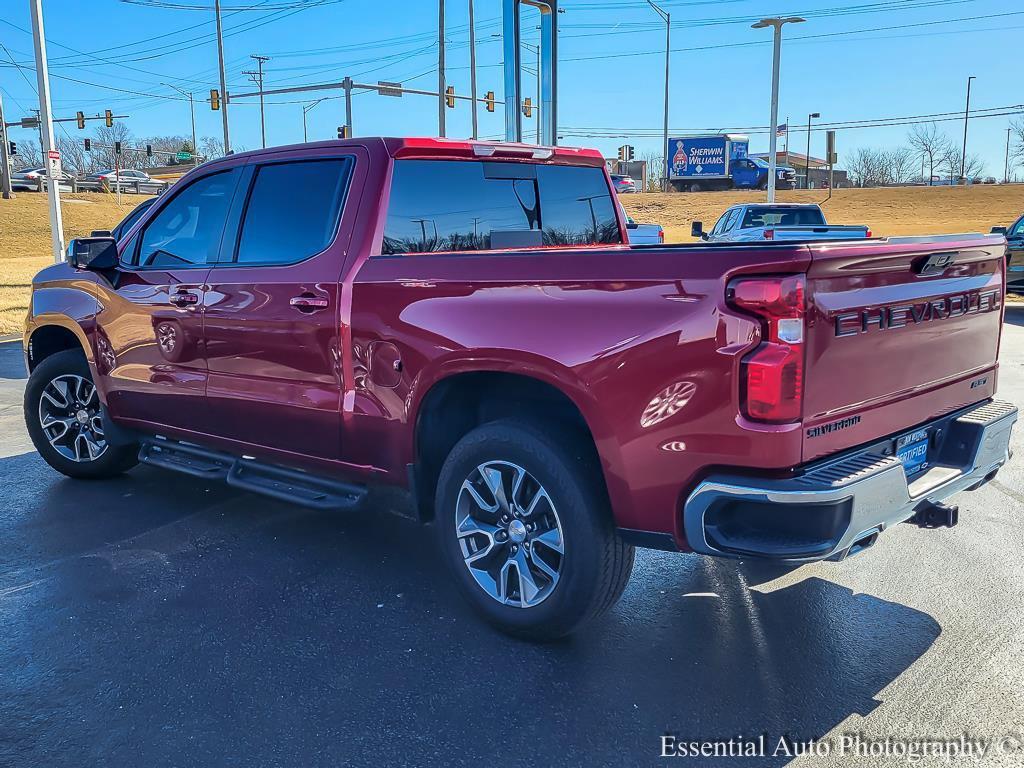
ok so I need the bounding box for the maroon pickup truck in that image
[22,137,1017,638]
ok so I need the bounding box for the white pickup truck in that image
[693,203,871,242]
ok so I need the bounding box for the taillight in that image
[728,275,806,423]
[764,229,774,240]
[658,228,665,243]
[865,228,872,237]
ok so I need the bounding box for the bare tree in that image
[640,150,664,192]
[14,138,42,168]
[847,147,889,187]
[907,123,950,185]
[56,135,89,174]
[200,135,225,160]
[90,123,135,169]
[937,146,985,184]
[885,146,917,185]
[1011,118,1024,171]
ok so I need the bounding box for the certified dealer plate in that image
[896,428,930,475]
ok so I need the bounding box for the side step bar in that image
[138,438,367,511]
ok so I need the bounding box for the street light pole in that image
[960,75,975,183]
[752,16,805,203]
[164,83,197,166]
[804,111,819,189]
[648,1,670,191]
[438,0,446,137]
[29,0,65,262]
[302,98,325,143]
[468,0,478,140]
[1006,127,1012,185]
[214,0,231,154]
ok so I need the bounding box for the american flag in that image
[776,123,788,137]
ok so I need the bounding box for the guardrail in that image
[35,178,168,195]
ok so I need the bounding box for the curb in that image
[0,334,22,344]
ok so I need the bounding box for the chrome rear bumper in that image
[683,400,1017,562]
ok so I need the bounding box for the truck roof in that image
[212,137,607,167]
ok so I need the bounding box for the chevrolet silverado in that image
[22,137,1017,638]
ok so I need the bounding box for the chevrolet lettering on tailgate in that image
[834,289,1001,337]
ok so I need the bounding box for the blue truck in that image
[667,133,796,192]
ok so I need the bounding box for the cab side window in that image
[133,169,239,269]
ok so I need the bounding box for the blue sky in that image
[0,0,1020,176]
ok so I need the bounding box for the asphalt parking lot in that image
[2,313,1024,768]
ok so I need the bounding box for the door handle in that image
[170,291,199,307]
[290,295,330,312]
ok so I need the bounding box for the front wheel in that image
[435,420,634,640]
[24,349,139,479]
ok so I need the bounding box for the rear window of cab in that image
[381,159,622,254]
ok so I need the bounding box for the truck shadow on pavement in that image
[0,451,941,768]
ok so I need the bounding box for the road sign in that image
[175,150,193,162]
[377,81,402,97]
[47,149,61,177]
[21,117,40,129]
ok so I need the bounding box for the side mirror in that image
[691,221,704,239]
[991,226,1007,235]
[626,221,638,230]
[70,237,119,271]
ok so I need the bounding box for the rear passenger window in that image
[381,159,621,254]
[233,159,351,265]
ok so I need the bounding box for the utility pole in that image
[244,54,271,148]
[468,0,478,139]
[804,111,819,189]
[29,0,65,262]
[438,0,446,137]
[1006,127,1012,185]
[752,16,805,203]
[343,77,353,137]
[647,1,670,190]
[164,83,197,166]
[214,0,231,154]
[0,92,14,199]
[961,75,975,183]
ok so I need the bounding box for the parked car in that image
[693,203,871,242]
[85,169,167,191]
[11,167,75,192]
[610,173,636,194]
[992,214,1024,291]
[21,137,1016,639]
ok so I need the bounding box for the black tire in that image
[24,348,139,479]
[757,178,769,190]
[688,182,703,193]
[435,419,634,640]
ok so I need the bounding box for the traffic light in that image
[522,97,532,118]
[146,144,153,157]
[484,90,495,113]
[618,144,634,162]
[84,138,91,151]
[210,89,220,111]
[445,86,455,109]
[337,125,350,139]
[8,141,16,156]
[76,111,85,129]
[114,141,122,155]
[104,109,113,127]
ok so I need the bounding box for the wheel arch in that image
[408,362,623,524]
[26,319,91,373]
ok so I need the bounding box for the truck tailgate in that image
[801,235,1005,461]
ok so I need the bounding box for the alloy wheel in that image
[37,374,108,463]
[455,461,564,608]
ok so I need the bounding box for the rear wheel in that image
[688,182,703,193]
[24,349,138,479]
[435,419,634,640]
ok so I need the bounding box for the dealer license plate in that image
[895,428,930,475]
